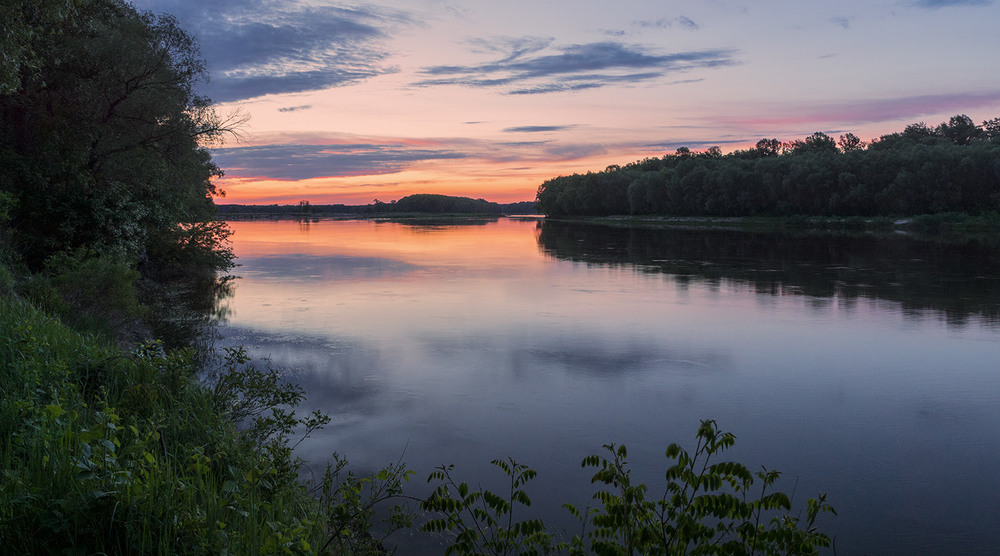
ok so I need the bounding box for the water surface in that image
[217,218,1000,554]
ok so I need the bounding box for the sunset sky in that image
[130,0,1000,205]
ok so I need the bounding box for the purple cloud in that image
[132,0,410,102]
[503,125,575,133]
[212,142,467,180]
[912,0,992,7]
[414,40,736,94]
[724,92,1000,128]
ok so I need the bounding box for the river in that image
[215,217,1000,554]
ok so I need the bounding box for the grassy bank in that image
[0,255,412,554]
[0,292,313,553]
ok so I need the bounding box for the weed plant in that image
[0,292,380,553]
[421,420,835,555]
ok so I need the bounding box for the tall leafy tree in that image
[0,0,237,268]
[983,118,1000,143]
[837,132,865,152]
[938,114,983,146]
[755,138,783,157]
[788,132,838,155]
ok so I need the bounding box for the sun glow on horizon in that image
[213,144,677,205]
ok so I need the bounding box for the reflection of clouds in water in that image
[216,324,728,418]
[213,323,730,489]
[215,325,387,413]
[530,343,727,376]
[239,254,419,281]
[415,331,728,377]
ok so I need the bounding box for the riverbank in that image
[545,211,1000,242]
[219,210,1000,238]
[219,211,511,223]
[0,254,404,554]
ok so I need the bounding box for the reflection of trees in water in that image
[537,221,1000,327]
[139,272,235,350]
[391,216,501,229]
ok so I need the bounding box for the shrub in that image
[422,420,835,555]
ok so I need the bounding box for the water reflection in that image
[537,221,1000,327]
[217,218,1000,556]
[140,271,235,349]
[524,336,726,376]
[241,254,418,281]
[216,326,387,413]
[387,216,500,227]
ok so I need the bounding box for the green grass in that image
[0,291,334,554]
[0,244,415,554]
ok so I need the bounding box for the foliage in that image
[419,422,834,556]
[0,190,14,226]
[0,291,430,554]
[0,0,83,93]
[203,346,330,451]
[318,453,416,555]
[0,296,304,552]
[10,249,145,342]
[422,457,554,555]
[537,115,1000,218]
[143,220,236,280]
[2,0,237,345]
[0,0,236,270]
[564,420,835,555]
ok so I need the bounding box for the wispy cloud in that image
[668,78,705,85]
[911,0,992,7]
[633,16,701,30]
[414,40,736,94]
[211,132,628,180]
[831,17,852,29]
[278,105,312,112]
[643,138,749,151]
[465,36,554,63]
[719,91,1000,129]
[132,0,410,102]
[503,125,575,133]
[212,142,467,180]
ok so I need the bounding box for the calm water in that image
[216,218,1000,555]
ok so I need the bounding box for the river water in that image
[215,217,1000,554]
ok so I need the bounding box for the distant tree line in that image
[217,195,538,217]
[536,115,1000,217]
